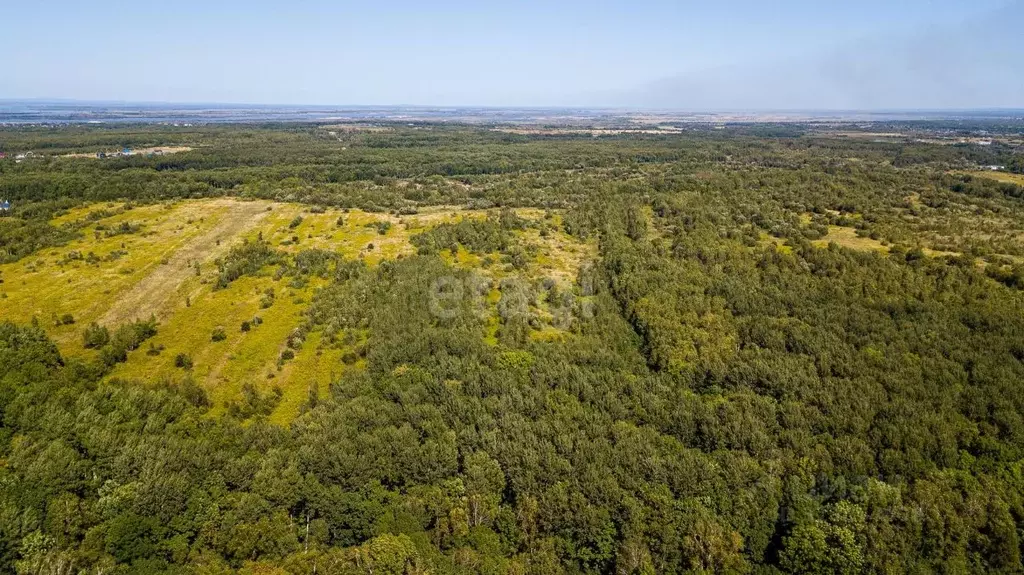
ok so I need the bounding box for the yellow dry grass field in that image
[0,200,592,423]
[811,226,889,253]
[808,224,964,259]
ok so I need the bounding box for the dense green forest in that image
[1,122,1024,574]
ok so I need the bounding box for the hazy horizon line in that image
[3,98,1024,115]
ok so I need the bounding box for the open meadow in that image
[1,198,593,422]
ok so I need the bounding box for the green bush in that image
[174,353,193,369]
[82,322,110,348]
[98,317,157,367]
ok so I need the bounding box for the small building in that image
[97,152,106,159]
[0,200,11,213]
[122,147,133,155]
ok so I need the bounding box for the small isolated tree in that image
[174,353,193,370]
[83,322,110,348]
[260,289,275,309]
[211,327,227,342]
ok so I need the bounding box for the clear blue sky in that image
[3,0,1021,108]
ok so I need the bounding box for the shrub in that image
[226,382,283,419]
[98,317,158,367]
[215,239,281,289]
[83,322,110,348]
[174,353,193,369]
[211,327,227,342]
[364,221,392,235]
[260,288,275,309]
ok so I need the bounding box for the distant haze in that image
[3,0,1022,109]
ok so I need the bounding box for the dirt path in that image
[101,200,273,325]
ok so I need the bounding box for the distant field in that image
[61,146,194,158]
[0,199,591,422]
[964,170,1024,186]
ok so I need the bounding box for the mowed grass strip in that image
[99,199,274,326]
[0,200,235,354]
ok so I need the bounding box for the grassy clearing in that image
[1,199,594,423]
[49,202,128,226]
[0,200,241,353]
[100,199,273,326]
[520,225,596,287]
[758,232,794,254]
[811,226,966,260]
[964,171,1024,186]
[267,332,342,426]
[812,226,889,253]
